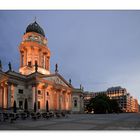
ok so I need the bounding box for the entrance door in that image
[46,100,49,112]
[38,101,40,110]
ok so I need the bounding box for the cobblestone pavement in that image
[0,113,140,130]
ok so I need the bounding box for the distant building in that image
[106,87,130,112]
[133,99,139,112]
[83,86,139,113]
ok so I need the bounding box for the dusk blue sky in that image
[0,10,140,103]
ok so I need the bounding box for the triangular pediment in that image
[43,73,71,88]
[0,71,8,81]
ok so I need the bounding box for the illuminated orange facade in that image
[0,21,72,112]
[19,27,50,75]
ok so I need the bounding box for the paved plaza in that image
[0,113,140,130]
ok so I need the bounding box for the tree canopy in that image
[87,94,120,114]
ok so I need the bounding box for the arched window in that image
[38,90,41,95]
[47,92,49,96]
[74,99,77,108]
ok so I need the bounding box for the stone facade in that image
[0,21,73,112]
[72,88,84,113]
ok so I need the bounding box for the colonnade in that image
[0,82,15,109]
[32,83,72,112]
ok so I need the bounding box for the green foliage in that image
[87,94,120,114]
[109,99,120,113]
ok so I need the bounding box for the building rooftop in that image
[107,86,125,92]
[26,21,45,37]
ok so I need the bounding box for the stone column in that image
[31,48,33,66]
[0,86,2,108]
[44,54,46,69]
[3,86,8,109]
[46,57,48,70]
[43,55,45,69]
[32,84,38,111]
[59,92,61,111]
[2,87,4,109]
[53,91,57,111]
[35,84,38,112]
[68,92,72,111]
[43,87,46,110]
[7,84,11,109]
[38,49,41,67]
[60,90,63,111]
[32,86,35,109]
[14,85,18,102]
[24,49,26,66]
[20,52,22,67]
[48,56,50,71]
[63,91,66,111]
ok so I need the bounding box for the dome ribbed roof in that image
[26,21,45,37]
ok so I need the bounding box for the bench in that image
[42,113,50,119]
[55,113,61,118]
[49,112,54,118]
[36,112,41,119]
[3,113,9,121]
[20,113,28,120]
[31,113,37,120]
[0,113,2,121]
[61,112,66,117]
[9,113,18,123]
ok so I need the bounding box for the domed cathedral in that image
[19,21,50,75]
[0,20,73,112]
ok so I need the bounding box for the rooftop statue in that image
[55,63,58,73]
[69,78,71,85]
[8,62,12,71]
[0,60,2,71]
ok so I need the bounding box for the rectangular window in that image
[18,89,23,94]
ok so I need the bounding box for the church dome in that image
[26,21,45,37]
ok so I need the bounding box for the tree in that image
[24,98,28,112]
[93,99,109,114]
[109,99,120,113]
[13,100,17,113]
[87,94,120,114]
